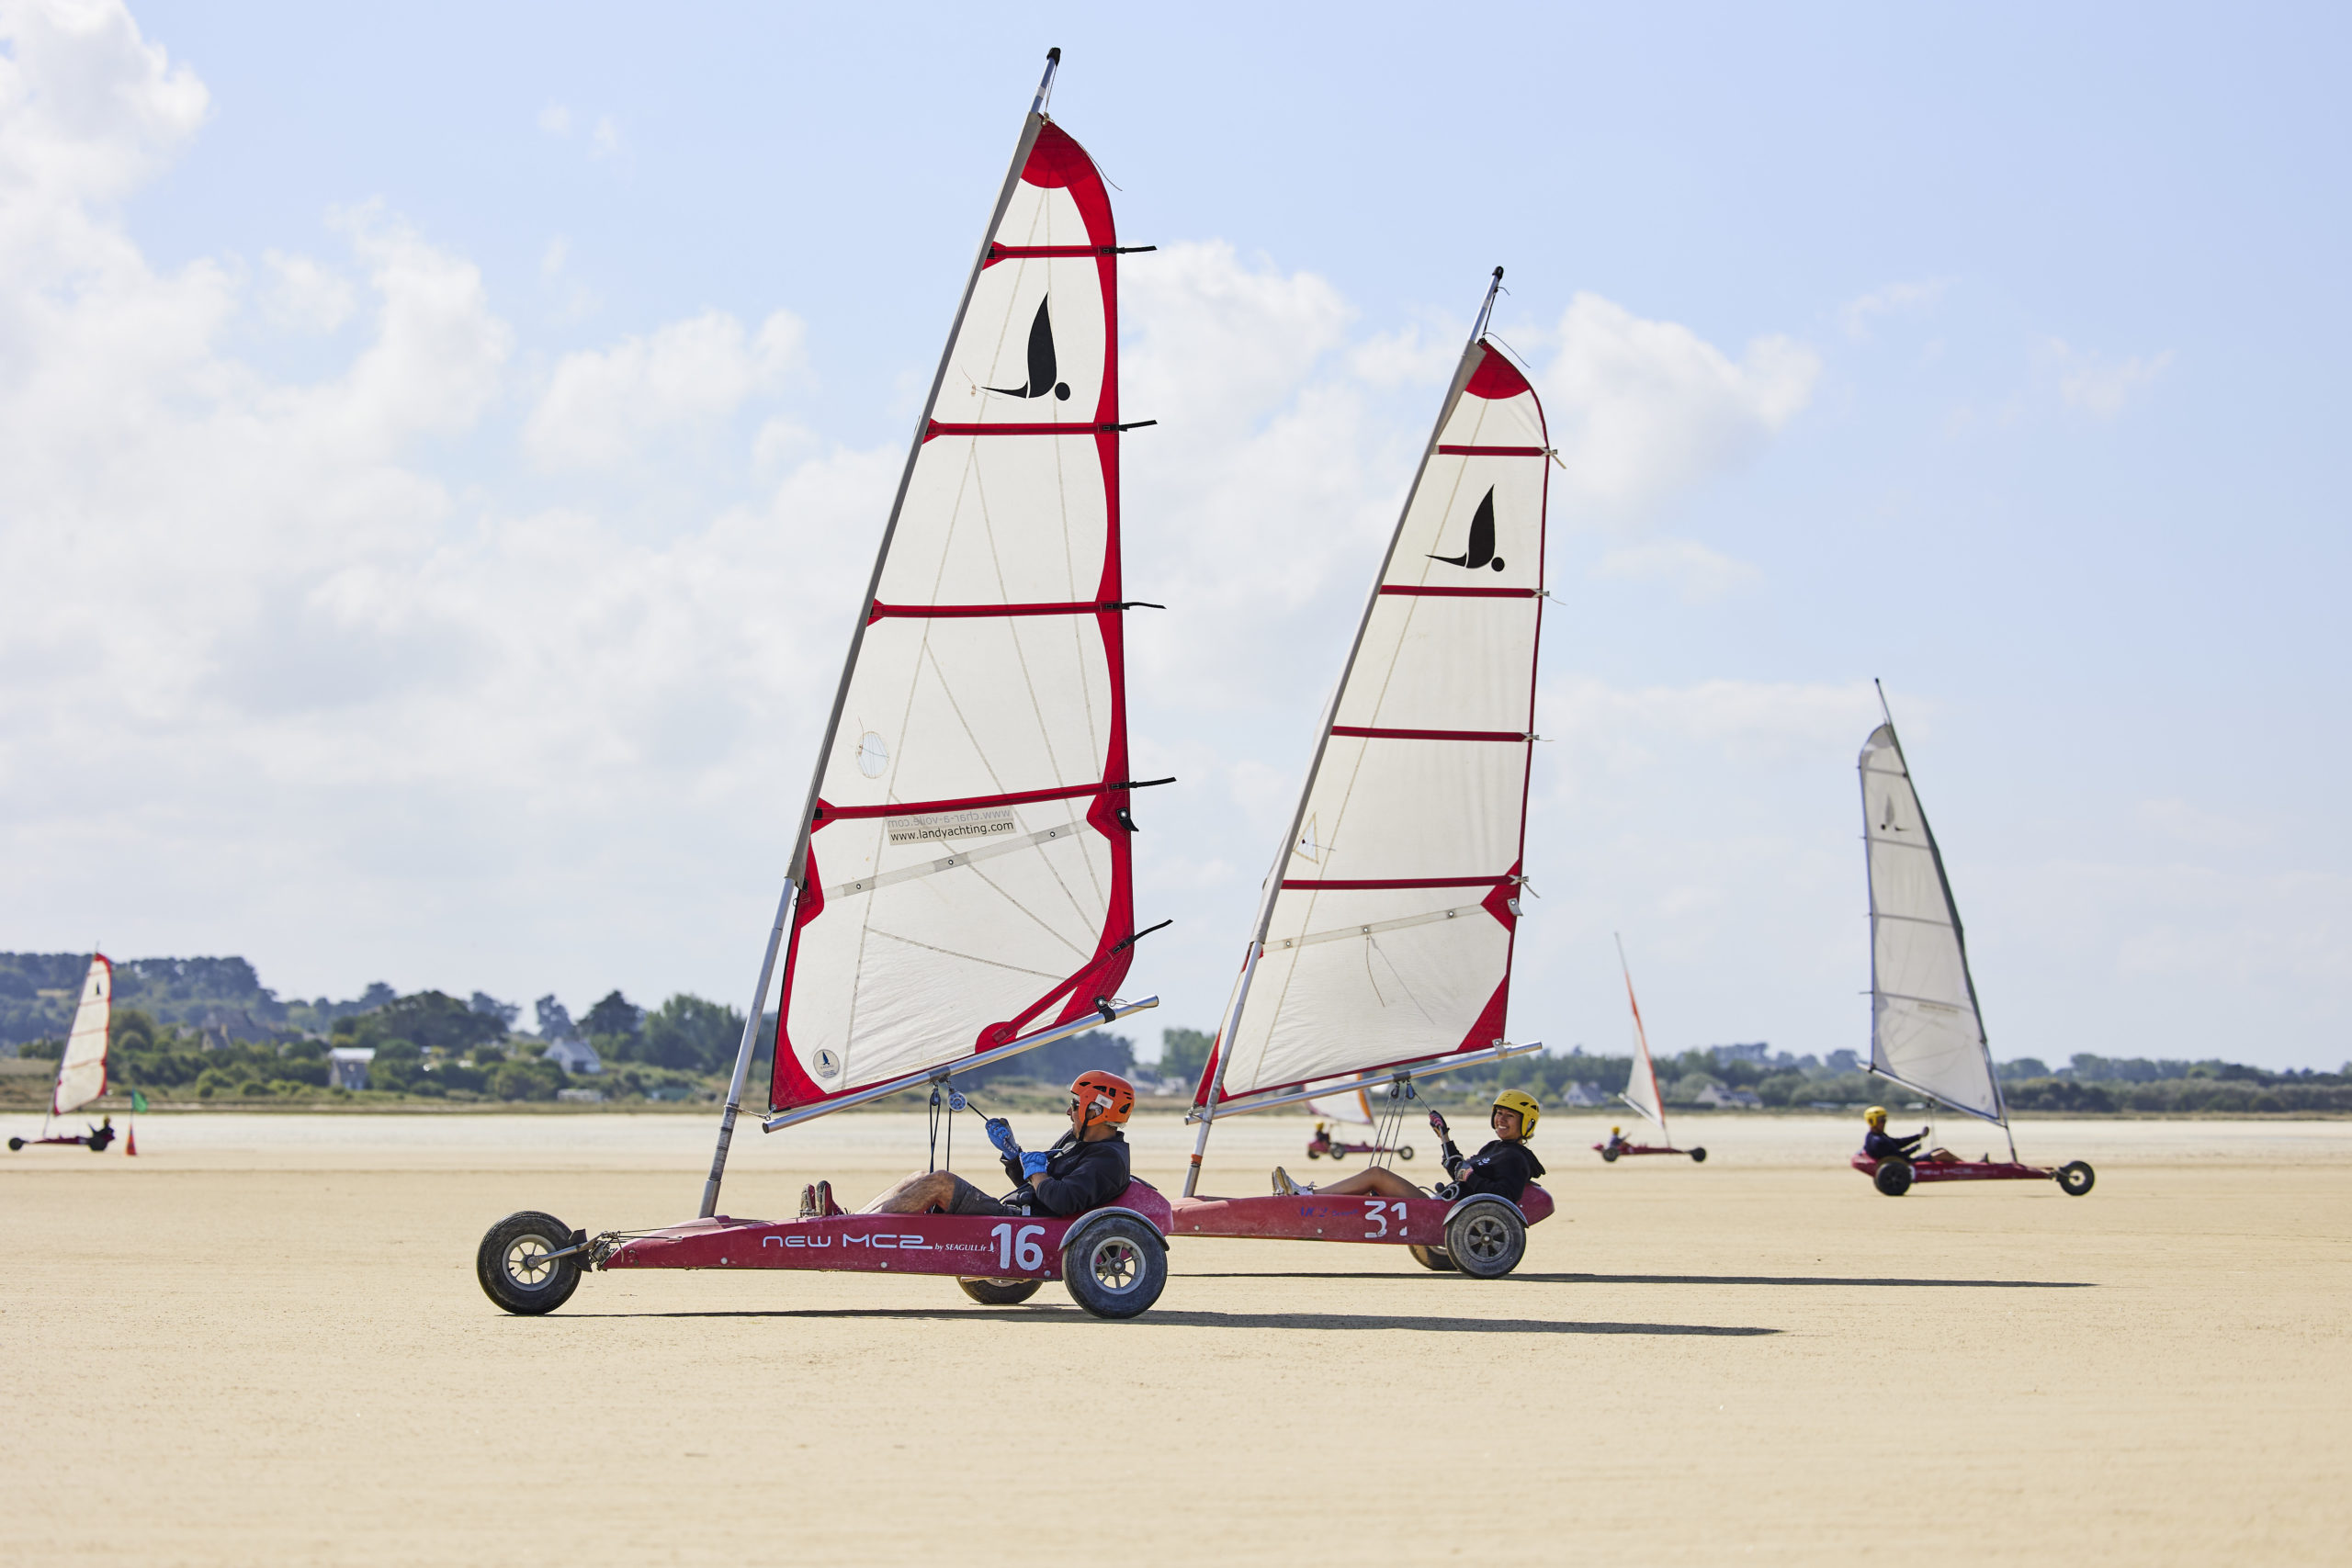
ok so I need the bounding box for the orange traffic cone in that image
[124,1122,137,1156]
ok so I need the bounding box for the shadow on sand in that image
[1177,1269,2094,1290]
[571,1306,1778,1336]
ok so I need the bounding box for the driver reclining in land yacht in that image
[797,1071,1136,1221]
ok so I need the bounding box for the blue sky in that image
[3,1,2346,1070]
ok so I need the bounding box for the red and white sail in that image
[1198,337,1549,1105]
[1614,934,1669,1136]
[767,114,1144,1114]
[51,953,111,1117]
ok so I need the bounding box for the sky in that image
[2,0,2346,1071]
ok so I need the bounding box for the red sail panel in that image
[1200,344,1550,1104]
[771,122,1139,1112]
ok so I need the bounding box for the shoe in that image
[1272,1166,1310,1196]
[797,1183,819,1219]
[816,1179,841,1217]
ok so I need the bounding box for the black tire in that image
[476,1211,583,1315]
[2057,1161,2096,1197]
[957,1277,1044,1305]
[1061,1214,1167,1319]
[1442,1200,1526,1280]
[1329,1148,1349,1163]
[1306,1145,1324,1159]
[1873,1160,1915,1197]
[1408,1244,1456,1272]
[1600,1146,1620,1163]
[1690,1147,1707,1163]
[8,1137,24,1151]
[1399,1145,1415,1162]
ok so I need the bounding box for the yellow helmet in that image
[1492,1089,1541,1140]
[1865,1105,1888,1126]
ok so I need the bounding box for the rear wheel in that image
[2057,1161,2096,1197]
[1690,1147,1708,1163]
[956,1277,1044,1305]
[1600,1146,1620,1163]
[1873,1160,1915,1197]
[1442,1201,1526,1279]
[1329,1148,1349,1163]
[477,1211,582,1315]
[1061,1215,1167,1320]
[1399,1145,1416,1162]
[1408,1244,1455,1272]
[7,1137,22,1151]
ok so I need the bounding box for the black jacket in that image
[1446,1138,1544,1202]
[1863,1126,1925,1161]
[1001,1131,1131,1218]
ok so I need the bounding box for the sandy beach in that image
[4,1110,2346,1566]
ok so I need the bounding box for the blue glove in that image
[984,1118,1022,1157]
[1019,1150,1052,1179]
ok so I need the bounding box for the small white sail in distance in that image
[1613,934,1669,1139]
[1859,698,2005,1125]
[51,954,111,1119]
[1305,1086,1375,1126]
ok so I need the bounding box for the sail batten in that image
[766,109,1144,1115]
[1195,309,1549,1109]
[1860,718,2004,1124]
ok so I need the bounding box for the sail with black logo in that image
[1182,269,1550,1192]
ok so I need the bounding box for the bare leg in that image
[1303,1167,1424,1201]
[861,1170,960,1214]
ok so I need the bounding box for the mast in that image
[1186,268,1547,1192]
[1860,684,2014,1157]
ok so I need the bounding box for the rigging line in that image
[863,928,1066,981]
[1365,932,1438,1025]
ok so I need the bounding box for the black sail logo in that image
[986,298,1072,400]
[1429,487,1505,571]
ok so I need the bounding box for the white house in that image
[327,1046,376,1091]
[1693,1082,1762,1110]
[1560,1081,1605,1108]
[542,1037,603,1075]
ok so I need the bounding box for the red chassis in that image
[1170,1184,1553,1279]
[478,1179,1176,1319]
[7,1134,109,1151]
[1851,1152,2095,1197]
[1594,1138,1705,1163]
[1305,1125,1414,1163]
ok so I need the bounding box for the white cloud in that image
[590,114,621,159]
[537,102,571,136]
[1594,537,1760,603]
[1840,278,1947,340]
[259,250,355,333]
[523,309,806,469]
[1536,293,1819,525]
[2047,338,2173,418]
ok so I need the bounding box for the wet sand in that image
[3,1111,2346,1565]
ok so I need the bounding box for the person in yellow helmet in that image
[1602,1124,1633,1157]
[1273,1089,1544,1203]
[1861,1105,1955,1163]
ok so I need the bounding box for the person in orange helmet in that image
[797,1070,1136,1221]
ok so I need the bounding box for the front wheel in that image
[1398,1145,1415,1162]
[1408,1244,1455,1272]
[6,1137,22,1151]
[2057,1161,2096,1197]
[1690,1147,1708,1163]
[1873,1160,1915,1198]
[957,1277,1043,1305]
[1443,1201,1526,1280]
[1061,1215,1167,1320]
[1600,1146,1620,1163]
[1328,1148,1349,1164]
[477,1211,582,1315]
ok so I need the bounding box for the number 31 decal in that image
[1363,1199,1410,1238]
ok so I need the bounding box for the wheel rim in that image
[1460,1213,1511,1264]
[503,1233,562,1292]
[1087,1235,1143,1295]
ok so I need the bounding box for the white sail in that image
[1199,324,1548,1106]
[1306,1087,1375,1125]
[1614,936,1668,1135]
[51,953,111,1117]
[767,110,1148,1113]
[1860,720,2003,1122]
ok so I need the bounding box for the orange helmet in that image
[1069,1070,1135,1131]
